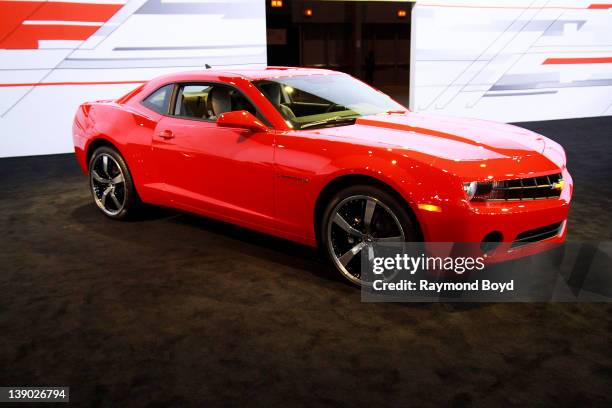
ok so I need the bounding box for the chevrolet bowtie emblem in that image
[552,179,564,190]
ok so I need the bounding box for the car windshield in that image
[253,74,406,130]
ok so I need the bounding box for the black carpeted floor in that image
[1,116,611,407]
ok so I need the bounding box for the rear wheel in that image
[88,146,138,220]
[321,185,418,286]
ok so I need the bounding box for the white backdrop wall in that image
[410,0,612,122]
[0,0,266,158]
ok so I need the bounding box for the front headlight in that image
[463,181,493,201]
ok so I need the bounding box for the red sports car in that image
[73,67,572,285]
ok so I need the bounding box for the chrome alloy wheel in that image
[327,195,405,285]
[90,153,126,216]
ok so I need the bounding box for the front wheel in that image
[320,185,419,286]
[88,146,138,220]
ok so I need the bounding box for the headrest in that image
[209,87,232,117]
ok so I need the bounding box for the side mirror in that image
[217,110,268,132]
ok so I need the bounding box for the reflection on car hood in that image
[309,112,563,179]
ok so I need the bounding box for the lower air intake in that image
[511,222,564,248]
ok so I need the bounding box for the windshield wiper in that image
[300,115,358,130]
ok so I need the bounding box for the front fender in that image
[273,131,459,245]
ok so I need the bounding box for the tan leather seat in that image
[181,94,207,118]
[208,87,232,119]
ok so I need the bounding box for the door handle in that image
[156,129,174,139]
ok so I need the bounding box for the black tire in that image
[320,184,419,286]
[88,146,139,220]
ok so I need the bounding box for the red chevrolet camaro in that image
[73,67,572,285]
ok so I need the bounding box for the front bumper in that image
[416,168,573,262]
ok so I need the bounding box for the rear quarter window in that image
[141,84,174,114]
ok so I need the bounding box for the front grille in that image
[487,173,563,201]
[511,222,564,248]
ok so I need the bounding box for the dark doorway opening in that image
[266,0,414,107]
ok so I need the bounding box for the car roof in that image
[150,66,342,84]
[223,66,340,80]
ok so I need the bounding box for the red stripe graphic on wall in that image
[422,3,612,10]
[543,57,612,65]
[587,4,612,8]
[0,1,123,49]
[0,80,146,88]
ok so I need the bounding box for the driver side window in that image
[173,84,213,120]
[172,83,258,122]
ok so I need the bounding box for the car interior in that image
[255,80,356,129]
[173,84,261,122]
[164,81,357,129]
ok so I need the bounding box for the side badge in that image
[278,174,310,184]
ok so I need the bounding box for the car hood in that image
[309,112,564,180]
